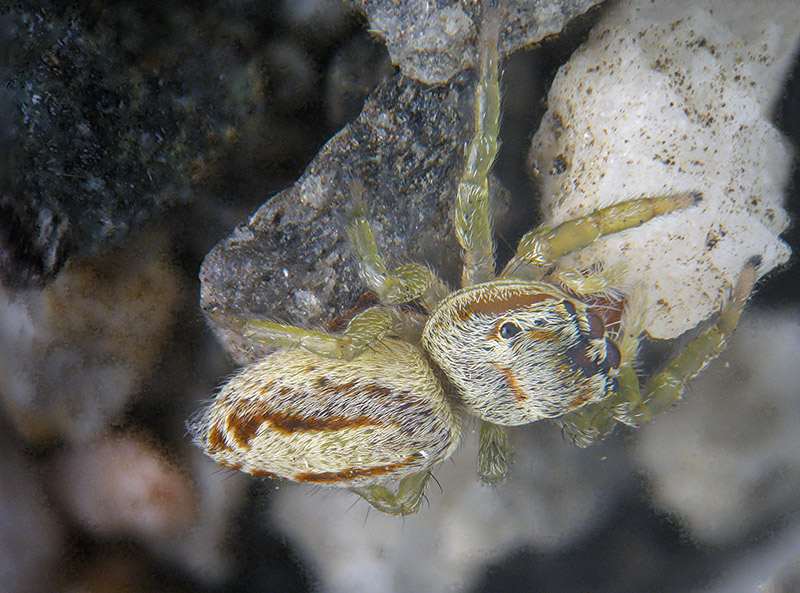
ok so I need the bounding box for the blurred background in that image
[1,1,799,592]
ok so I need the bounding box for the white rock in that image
[530,0,797,339]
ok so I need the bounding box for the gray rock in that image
[200,72,473,362]
[357,0,604,84]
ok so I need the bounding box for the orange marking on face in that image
[566,387,596,411]
[494,364,528,402]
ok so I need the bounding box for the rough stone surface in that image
[200,73,472,363]
[356,0,604,84]
[530,0,797,339]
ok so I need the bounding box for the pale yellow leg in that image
[455,14,501,287]
[634,256,760,421]
[558,364,639,447]
[245,304,428,361]
[477,420,511,484]
[243,320,355,359]
[349,471,432,516]
[558,257,760,446]
[348,207,448,310]
[502,192,702,279]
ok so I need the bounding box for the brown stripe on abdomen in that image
[294,454,423,484]
[206,422,234,454]
[226,404,383,448]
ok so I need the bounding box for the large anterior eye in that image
[499,321,522,339]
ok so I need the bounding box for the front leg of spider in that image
[450,13,518,486]
[635,256,760,420]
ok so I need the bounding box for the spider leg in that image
[244,304,428,361]
[349,470,432,516]
[455,13,501,287]
[477,420,511,484]
[557,363,639,446]
[348,206,449,311]
[502,192,702,279]
[559,257,760,445]
[633,256,760,422]
[242,320,354,359]
[243,196,449,361]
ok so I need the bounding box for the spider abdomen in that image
[193,339,459,487]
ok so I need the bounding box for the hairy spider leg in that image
[559,257,760,446]
[348,205,449,311]
[350,469,433,516]
[502,192,703,280]
[477,420,512,485]
[355,11,510,501]
[243,319,356,359]
[455,11,501,288]
[634,256,760,420]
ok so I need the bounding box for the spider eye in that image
[499,322,522,339]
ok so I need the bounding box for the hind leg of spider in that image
[244,304,427,361]
[349,470,432,516]
[501,192,703,281]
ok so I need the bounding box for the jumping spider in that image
[193,16,759,515]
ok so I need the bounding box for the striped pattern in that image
[193,338,459,488]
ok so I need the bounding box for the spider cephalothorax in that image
[193,13,759,515]
[423,281,622,424]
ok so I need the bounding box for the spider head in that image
[422,281,621,425]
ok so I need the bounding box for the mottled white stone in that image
[531,0,797,338]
